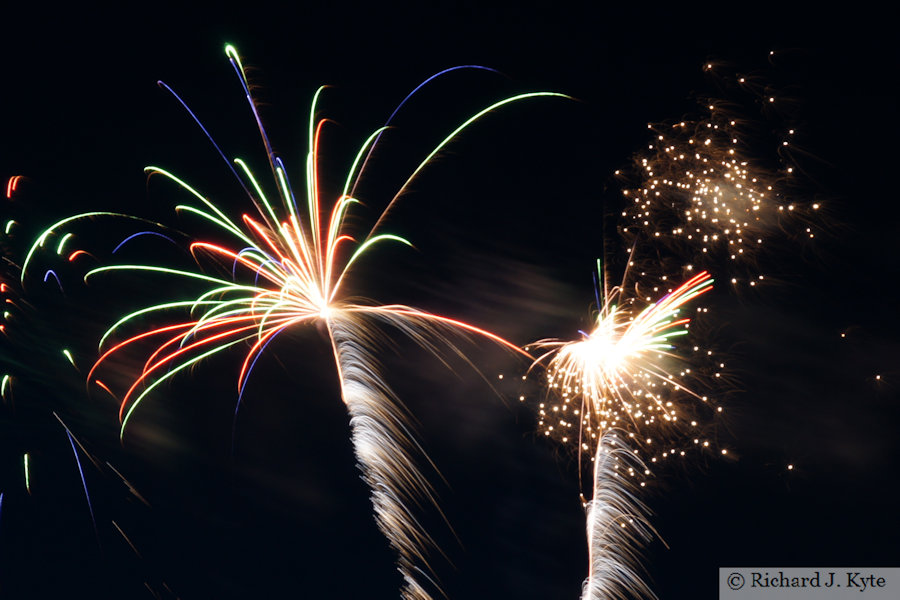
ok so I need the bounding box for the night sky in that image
[2,4,899,599]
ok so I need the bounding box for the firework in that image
[617,101,818,289]
[528,263,714,599]
[582,429,656,600]
[3,177,88,503]
[23,47,563,599]
[2,176,172,597]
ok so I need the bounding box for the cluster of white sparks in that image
[529,268,718,466]
[618,103,819,291]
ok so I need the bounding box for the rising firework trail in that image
[528,263,714,599]
[23,46,564,599]
[583,429,656,600]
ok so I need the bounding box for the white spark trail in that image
[582,430,656,600]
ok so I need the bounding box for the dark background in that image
[2,3,898,599]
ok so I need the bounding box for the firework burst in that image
[528,264,715,599]
[617,98,819,290]
[530,266,714,452]
[23,47,565,598]
[1,176,173,597]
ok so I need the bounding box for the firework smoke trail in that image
[329,317,442,599]
[529,265,713,599]
[22,47,564,598]
[583,430,655,600]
